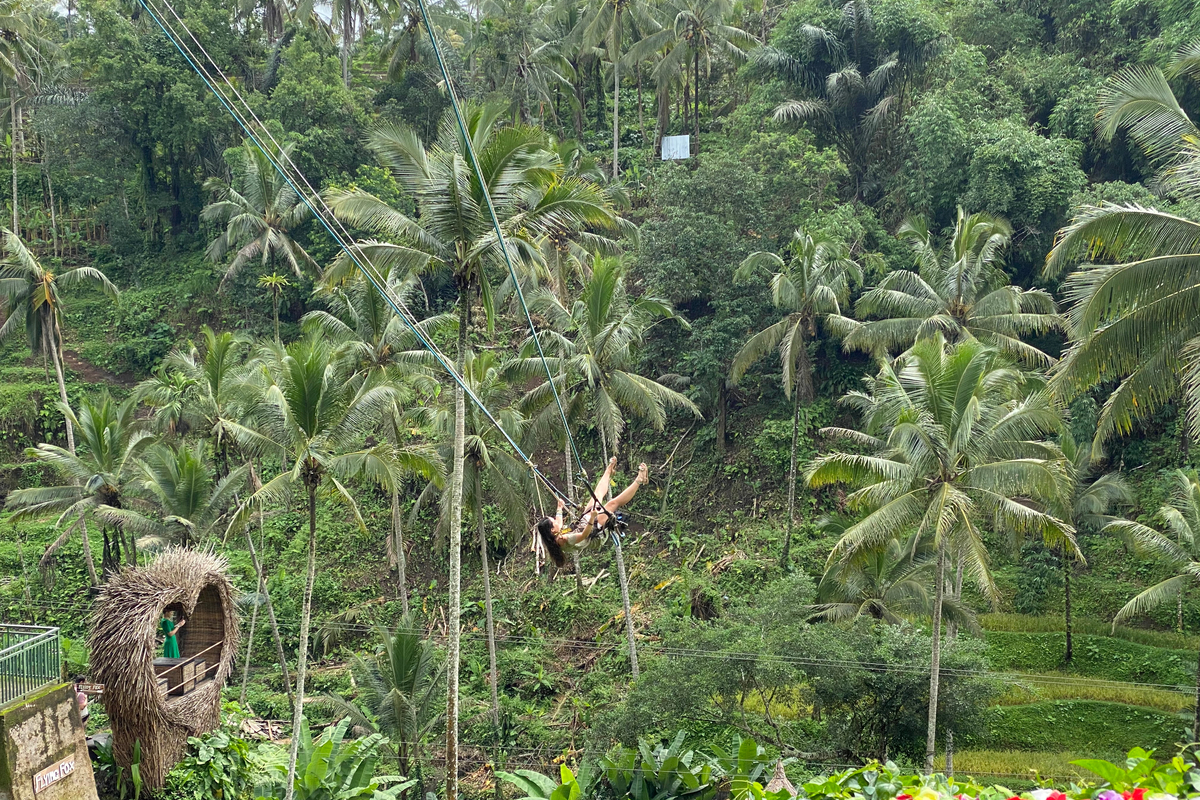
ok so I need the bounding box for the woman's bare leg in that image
[590,463,649,530]
[583,457,619,513]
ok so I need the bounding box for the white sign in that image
[33,756,76,794]
[661,135,691,160]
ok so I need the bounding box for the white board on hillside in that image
[661,135,690,160]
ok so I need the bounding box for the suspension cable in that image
[132,0,573,506]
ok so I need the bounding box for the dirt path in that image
[59,349,137,389]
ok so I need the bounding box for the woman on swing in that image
[537,457,649,568]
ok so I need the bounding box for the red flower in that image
[897,795,912,799]
[1123,789,1146,800]
[1048,793,1067,800]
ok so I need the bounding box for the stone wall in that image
[0,683,98,800]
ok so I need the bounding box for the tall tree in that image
[730,228,861,569]
[202,138,317,290]
[1043,42,1200,454]
[6,393,152,575]
[143,326,252,477]
[258,272,290,343]
[806,334,1074,773]
[629,0,755,149]
[581,0,657,177]
[323,623,446,789]
[303,270,448,613]
[1108,468,1200,741]
[1056,433,1131,663]
[513,256,701,458]
[328,103,619,795]
[233,337,415,800]
[0,228,118,455]
[752,0,938,195]
[835,208,1057,366]
[810,532,976,629]
[411,350,530,725]
[93,442,248,551]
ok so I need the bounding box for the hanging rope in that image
[132,0,574,507]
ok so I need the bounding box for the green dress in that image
[159,618,180,659]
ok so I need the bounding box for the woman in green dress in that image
[158,610,186,658]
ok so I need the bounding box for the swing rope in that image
[132,0,575,506]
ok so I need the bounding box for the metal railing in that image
[0,624,62,707]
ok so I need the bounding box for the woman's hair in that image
[536,518,566,568]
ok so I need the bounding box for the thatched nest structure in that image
[90,548,240,789]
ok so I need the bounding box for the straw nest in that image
[90,547,240,789]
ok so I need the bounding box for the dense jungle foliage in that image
[5,0,1200,796]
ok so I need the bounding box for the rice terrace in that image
[4,0,1200,798]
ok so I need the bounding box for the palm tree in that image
[835,208,1058,367]
[477,0,572,124]
[93,442,248,551]
[514,256,701,458]
[6,393,153,576]
[303,271,449,614]
[149,326,253,477]
[1108,468,1200,741]
[259,272,290,342]
[730,228,862,569]
[1056,433,1131,662]
[581,0,658,177]
[323,622,445,788]
[328,103,620,796]
[810,532,976,630]
[0,228,118,454]
[511,257,699,678]
[752,0,937,195]
[1042,43,1200,454]
[202,138,316,290]
[629,0,755,148]
[806,334,1074,774]
[232,336,422,800]
[411,350,530,724]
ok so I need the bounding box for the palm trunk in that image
[611,16,621,180]
[945,729,954,776]
[1064,554,1074,663]
[475,474,500,726]
[948,554,963,641]
[243,520,293,705]
[11,95,18,232]
[782,388,800,570]
[1193,644,1200,744]
[43,146,58,258]
[1179,589,1184,633]
[393,486,410,618]
[284,484,319,800]
[613,535,639,678]
[341,0,353,87]
[924,538,946,775]
[47,323,98,584]
[240,581,260,706]
[47,323,75,453]
[637,69,646,149]
[445,298,469,800]
[273,290,281,343]
[692,50,700,149]
[79,518,98,588]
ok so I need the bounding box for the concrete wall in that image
[0,683,98,800]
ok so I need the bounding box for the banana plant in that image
[257,717,415,800]
[599,731,715,800]
[496,763,593,800]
